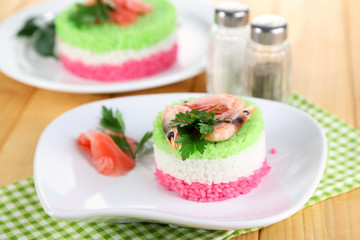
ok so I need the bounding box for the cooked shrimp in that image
[162,95,256,150]
[161,105,191,151]
[183,94,246,120]
[203,105,256,141]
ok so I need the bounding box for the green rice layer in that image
[55,0,176,53]
[153,98,265,160]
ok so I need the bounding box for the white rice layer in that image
[56,31,177,65]
[154,132,266,185]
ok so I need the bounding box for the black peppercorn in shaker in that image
[245,14,292,102]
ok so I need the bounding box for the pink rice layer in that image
[59,44,177,81]
[155,159,271,202]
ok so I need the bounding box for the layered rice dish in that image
[153,94,270,202]
[55,0,177,81]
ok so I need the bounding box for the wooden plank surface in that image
[0,0,359,239]
[346,0,360,127]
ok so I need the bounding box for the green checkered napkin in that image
[1,94,359,240]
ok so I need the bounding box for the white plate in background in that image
[33,93,327,230]
[0,0,213,93]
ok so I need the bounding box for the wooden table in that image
[0,0,359,239]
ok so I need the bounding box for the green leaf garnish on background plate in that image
[70,0,113,27]
[17,17,56,58]
[34,25,56,57]
[17,17,38,37]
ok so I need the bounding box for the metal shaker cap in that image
[215,1,249,28]
[251,14,287,45]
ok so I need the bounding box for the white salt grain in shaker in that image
[206,1,250,95]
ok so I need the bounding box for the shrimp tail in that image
[161,105,191,151]
[242,105,256,117]
[232,105,256,129]
[165,128,180,152]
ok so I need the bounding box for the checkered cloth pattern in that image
[1,94,359,240]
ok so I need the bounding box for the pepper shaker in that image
[245,14,292,102]
[206,1,250,95]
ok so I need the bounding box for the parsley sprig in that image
[70,0,113,27]
[100,106,152,158]
[16,0,113,57]
[169,109,229,160]
[17,17,56,58]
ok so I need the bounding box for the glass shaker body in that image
[246,40,292,102]
[206,1,250,95]
[207,24,249,95]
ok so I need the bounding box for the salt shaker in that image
[206,1,249,95]
[245,14,292,102]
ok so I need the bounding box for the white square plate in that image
[34,93,327,230]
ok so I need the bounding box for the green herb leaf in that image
[194,137,206,154]
[175,134,206,160]
[17,17,38,37]
[170,109,229,160]
[110,135,132,153]
[70,0,111,27]
[115,110,126,133]
[34,26,56,57]
[100,106,125,134]
[100,106,128,156]
[136,131,153,155]
[96,1,110,21]
[17,17,56,58]
[198,123,215,135]
[100,106,153,159]
[170,109,224,134]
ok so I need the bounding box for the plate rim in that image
[0,0,211,94]
[33,93,328,230]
